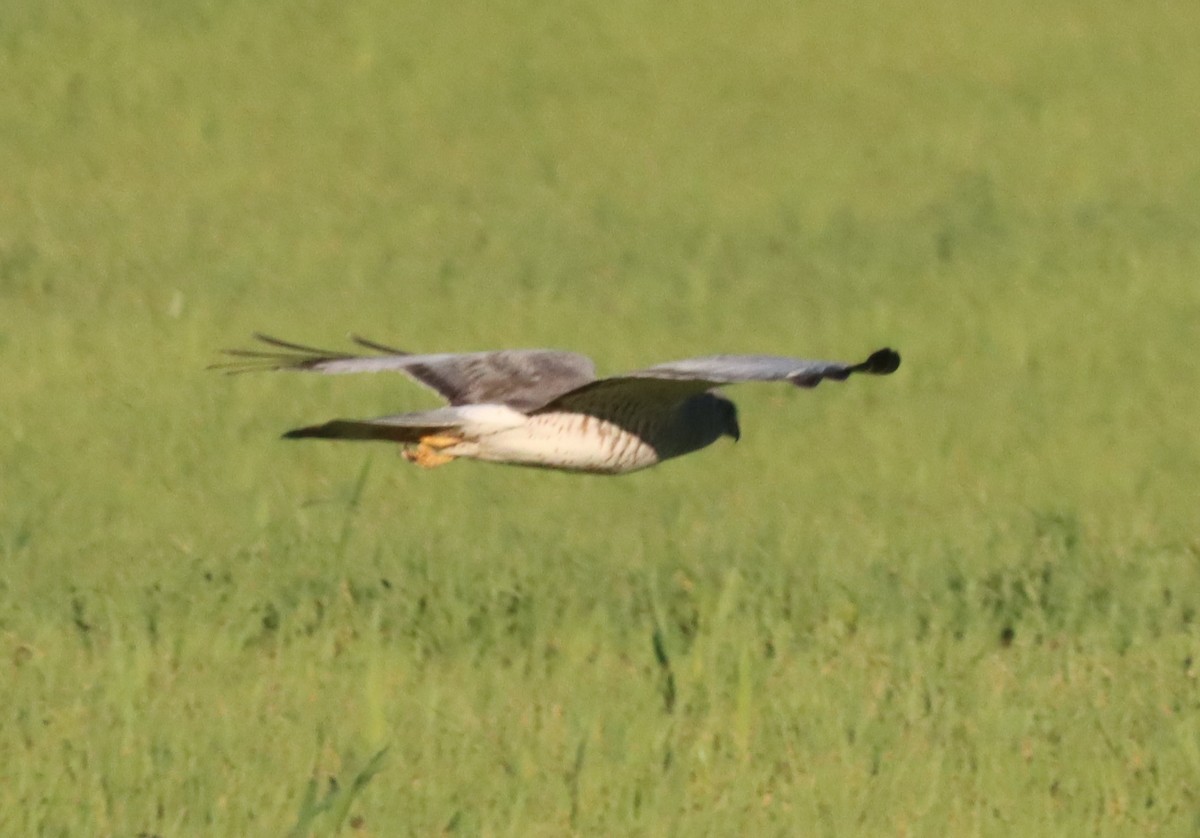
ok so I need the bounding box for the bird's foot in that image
[403,444,456,468]
[402,434,461,469]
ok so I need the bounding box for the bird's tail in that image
[282,407,475,444]
[282,404,522,447]
[282,419,459,443]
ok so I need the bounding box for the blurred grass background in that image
[2,0,1199,834]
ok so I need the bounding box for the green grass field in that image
[3,1,1199,834]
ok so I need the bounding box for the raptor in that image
[215,334,900,475]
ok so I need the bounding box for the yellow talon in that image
[402,434,461,469]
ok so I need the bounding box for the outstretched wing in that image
[212,334,598,411]
[539,348,900,412]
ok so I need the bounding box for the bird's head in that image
[714,393,740,442]
[671,392,741,457]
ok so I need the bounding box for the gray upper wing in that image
[537,348,900,412]
[213,334,598,411]
[630,348,899,387]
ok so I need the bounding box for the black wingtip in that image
[861,348,901,375]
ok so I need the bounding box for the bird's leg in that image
[403,444,456,468]
[402,434,461,469]
[405,447,454,468]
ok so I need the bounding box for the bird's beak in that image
[727,420,741,443]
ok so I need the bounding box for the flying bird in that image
[215,334,900,475]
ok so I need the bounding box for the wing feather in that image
[212,334,597,411]
[538,348,900,412]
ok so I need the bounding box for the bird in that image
[214,333,900,475]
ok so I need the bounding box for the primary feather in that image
[212,333,597,411]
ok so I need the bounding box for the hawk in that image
[215,334,900,475]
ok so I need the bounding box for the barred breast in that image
[474,409,669,474]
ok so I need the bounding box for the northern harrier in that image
[215,334,900,475]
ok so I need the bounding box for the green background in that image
[3,1,1199,834]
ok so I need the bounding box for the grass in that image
[2,0,1200,834]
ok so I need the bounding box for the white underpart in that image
[442,404,529,436]
[447,409,660,474]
